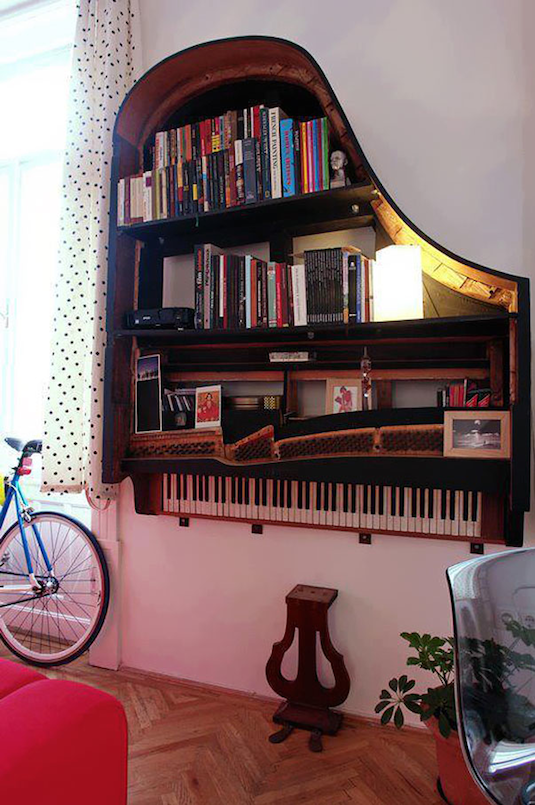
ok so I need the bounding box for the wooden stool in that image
[266,584,350,752]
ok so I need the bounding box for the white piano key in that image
[393,486,401,532]
[466,491,474,538]
[334,483,343,528]
[451,490,460,537]
[421,489,429,535]
[432,489,440,534]
[459,491,468,538]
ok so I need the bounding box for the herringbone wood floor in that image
[1,648,442,804]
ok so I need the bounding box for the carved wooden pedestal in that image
[266,584,350,752]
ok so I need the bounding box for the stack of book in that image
[194,244,375,330]
[437,380,491,408]
[117,106,331,225]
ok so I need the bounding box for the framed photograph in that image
[325,379,363,414]
[195,385,222,429]
[444,411,510,459]
[135,354,162,433]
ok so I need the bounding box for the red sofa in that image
[0,658,127,804]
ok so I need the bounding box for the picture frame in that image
[325,378,363,415]
[195,384,222,429]
[443,411,510,459]
[135,354,162,434]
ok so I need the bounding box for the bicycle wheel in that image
[0,511,110,666]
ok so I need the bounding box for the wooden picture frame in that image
[444,411,510,459]
[195,384,222,429]
[325,379,363,415]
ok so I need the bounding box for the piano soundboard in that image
[162,473,504,543]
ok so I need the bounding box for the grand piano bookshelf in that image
[104,36,530,550]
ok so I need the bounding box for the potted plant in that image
[374,632,489,805]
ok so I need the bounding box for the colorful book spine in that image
[280,119,296,197]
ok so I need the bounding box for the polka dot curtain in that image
[42,0,141,498]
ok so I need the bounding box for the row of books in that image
[116,106,331,226]
[437,381,491,408]
[194,245,375,330]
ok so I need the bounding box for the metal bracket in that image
[179,517,190,528]
[359,533,372,545]
[251,523,263,535]
[470,542,484,555]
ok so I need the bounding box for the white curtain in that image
[42,0,141,498]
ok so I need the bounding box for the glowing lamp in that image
[372,245,423,322]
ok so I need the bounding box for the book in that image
[242,138,257,204]
[280,118,296,197]
[268,107,288,199]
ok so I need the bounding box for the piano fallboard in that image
[160,473,507,545]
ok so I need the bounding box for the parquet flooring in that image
[0,648,442,804]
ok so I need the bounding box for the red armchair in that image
[0,658,127,805]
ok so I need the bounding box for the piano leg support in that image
[359,533,372,545]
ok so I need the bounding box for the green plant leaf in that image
[399,675,408,691]
[381,705,395,725]
[404,700,423,714]
[389,678,398,693]
[379,690,391,700]
[375,700,392,713]
[403,679,416,693]
[394,707,404,729]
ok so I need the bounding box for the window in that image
[0,1,87,521]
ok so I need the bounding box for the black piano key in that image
[244,478,250,506]
[237,478,243,505]
[449,490,456,521]
[231,478,236,505]
[471,491,478,522]
[351,485,357,514]
[370,486,376,516]
[205,476,209,501]
[262,479,267,507]
[331,483,337,512]
[221,477,226,504]
[462,491,469,521]
[273,480,278,508]
[199,476,205,502]
[214,476,219,504]
[440,490,447,520]
[428,489,434,519]
[399,487,405,517]
[287,481,292,509]
[305,481,311,510]
[192,476,198,502]
[419,488,426,519]
[316,483,322,511]
[343,484,349,513]
[378,485,384,516]
[297,481,303,510]
[279,480,285,508]
[362,486,368,515]
[391,486,396,516]
[411,487,417,517]
[254,479,260,506]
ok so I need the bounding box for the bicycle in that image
[0,437,110,666]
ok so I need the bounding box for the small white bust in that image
[330,150,349,188]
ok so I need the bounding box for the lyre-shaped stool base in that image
[266,585,350,753]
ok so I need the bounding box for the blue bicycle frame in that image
[0,471,53,595]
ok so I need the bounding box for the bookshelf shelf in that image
[113,312,512,346]
[104,36,530,547]
[118,182,376,245]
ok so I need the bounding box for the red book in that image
[287,265,294,326]
[251,260,258,328]
[280,262,289,326]
[185,125,192,161]
[306,121,314,194]
[253,105,261,139]
[275,263,283,328]
[222,255,228,329]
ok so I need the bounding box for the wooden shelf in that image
[117,183,376,246]
[114,312,512,348]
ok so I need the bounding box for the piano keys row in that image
[162,474,483,538]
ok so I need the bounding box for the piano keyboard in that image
[162,474,483,538]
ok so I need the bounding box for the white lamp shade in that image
[372,245,424,322]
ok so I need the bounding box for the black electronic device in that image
[125,307,194,329]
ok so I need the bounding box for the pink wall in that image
[113,0,533,723]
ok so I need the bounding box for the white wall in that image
[115,0,533,722]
